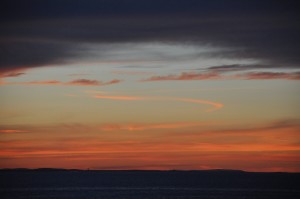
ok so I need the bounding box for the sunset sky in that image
[0,0,299,172]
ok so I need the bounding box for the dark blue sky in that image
[1,0,298,19]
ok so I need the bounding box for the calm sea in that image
[1,170,299,199]
[1,187,300,199]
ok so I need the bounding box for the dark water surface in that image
[1,170,299,199]
[2,187,300,199]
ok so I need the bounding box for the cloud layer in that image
[1,0,299,76]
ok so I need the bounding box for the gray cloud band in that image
[0,0,299,75]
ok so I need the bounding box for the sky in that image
[0,0,299,172]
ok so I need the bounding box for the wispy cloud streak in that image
[142,71,300,81]
[100,121,210,131]
[66,79,103,86]
[142,72,221,81]
[204,64,300,73]
[172,97,224,112]
[235,72,300,80]
[94,94,223,112]
[1,79,122,86]
[0,129,28,134]
[24,80,62,85]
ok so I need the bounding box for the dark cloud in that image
[206,64,285,73]
[0,39,80,74]
[0,0,299,75]
[202,64,300,73]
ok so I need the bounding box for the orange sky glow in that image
[1,1,300,172]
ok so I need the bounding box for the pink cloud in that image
[1,72,25,78]
[63,79,122,86]
[94,94,223,112]
[142,72,221,81]
[0,129,28,134]
[104,79,122,85]
[24,80,62,85]
[173,97,224,112]
[0,68,28,78]
[235,72,300,80]
[1,79,122,86]
[66,79,102,86]
[142,71,300,81]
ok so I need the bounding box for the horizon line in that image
[1,168,298,173]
